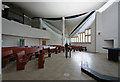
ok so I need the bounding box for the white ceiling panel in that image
[8,2,107,18]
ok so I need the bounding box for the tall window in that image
[71,28,91,43]
[85,29,91,43]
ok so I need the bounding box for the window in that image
[85,29,91,43]
[71,28,91,43]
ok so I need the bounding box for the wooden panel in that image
[42,28,46,30]
[42,41,46,45]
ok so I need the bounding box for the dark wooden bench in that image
[49,45,65,54]
[16,50,31,70]
[59,46,65,52]
[70,45,87,52]
[25,48,38,60]
[38,50,45,69]
[2,49,16,68]
[42,48,51,57]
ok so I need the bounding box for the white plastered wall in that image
[2,18,51,47]
[42,20,62,45]
[118,2,120,48]
[71,12,96,52]
[2,35,41,47]
[72,21,96,52]
[96,2,118,53]
[72,2,119,53]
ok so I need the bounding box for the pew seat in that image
[2,50,16,68]
[38,50,45,68]
[16,50,31,70]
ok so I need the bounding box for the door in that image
[42,41,46,45]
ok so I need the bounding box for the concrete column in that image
[62,17,65,46]
[118,2,120,48]
[0,1,2,75]
[40,18,43,29]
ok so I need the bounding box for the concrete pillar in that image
[118,2,120,48]
[0,1,2,75]
[40,18,43,29]
[62,17,65,46]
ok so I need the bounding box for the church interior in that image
[0,0,120,81]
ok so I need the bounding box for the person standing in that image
[65,42,69,58]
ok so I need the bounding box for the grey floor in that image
[2,51,119,80]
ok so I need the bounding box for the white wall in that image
[42,20,62,45]
[72,2,119,53]
[96,2,118,53]
[2,18,63,47]
[2,35,41,47]
[71,12,96,52]
[72,21,96,52]
[2,18,51,39]
[2,18,53,47]
[118,2,120,48]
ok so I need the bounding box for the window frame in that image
[71,28,91,44]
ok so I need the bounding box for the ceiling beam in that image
[32,12,88,20]
[65,12,88,19]
[70,11,95,35]
[43,17,62,20]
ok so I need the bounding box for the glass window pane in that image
[76,37,78,42]
[89,29,91,35]
[88,29,90,35]
[85,30,87,35]
[81,33,83,42]
[73,38,75,42]
[89,36,91,42]
[71,38,72,42]
[80,34,81,42]
[83,33,85,42]
[77,37,79,42]
[86,36,88,42]
[78,34,80,42]
[75,37,77,42]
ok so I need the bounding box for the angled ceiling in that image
[4,1,107,18]
[43,19,62,32]
[43,12,91,35]
[65,12,91,35]
[2,0,108,36]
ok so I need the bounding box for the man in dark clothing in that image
[65,43,69,58]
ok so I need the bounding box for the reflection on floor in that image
[2,51,118,80]
[81,52,118,77]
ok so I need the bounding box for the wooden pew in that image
[2,49,16,68]
[42,47,51,57]
[59,46,65,52]
[2,45,56,70]
[48,45,65,54]
[38,50,45,69]
[16,50,31,70]
[70,45,87,52]
[25,47,39,60]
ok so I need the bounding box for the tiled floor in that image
[81,52,119,77]
[2,51,119,80]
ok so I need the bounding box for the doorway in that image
[42,41,46,45]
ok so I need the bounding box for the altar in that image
[103,47,120,62]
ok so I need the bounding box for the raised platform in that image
[81,64,119,82]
